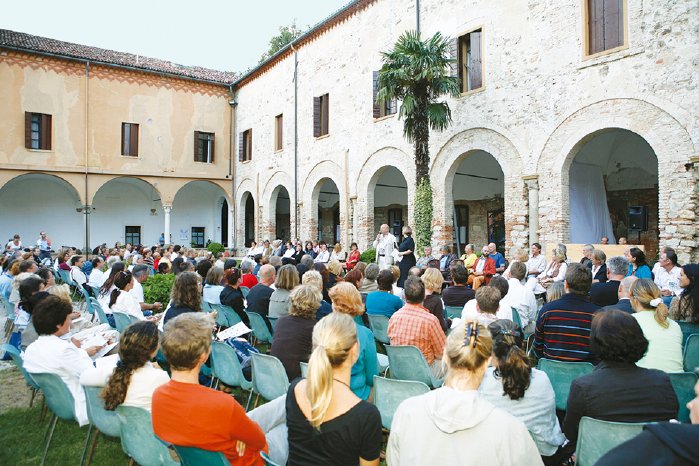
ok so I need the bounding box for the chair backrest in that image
[260,451,282,466]
[59,269,77,287]
[385,345,442,388]
[684,334,699,372]
[367,314,390,345]
[89,297,113,327]
[444,306,462,320]
[112,311,138,333]
[240,286,250,299]
[251,353,289,401]
[299,362,308,378]
[201,301,213,312]
[373,375,430,430]
[210,341,252,390]
[116,406,178,466]
[82,385,121,437]
[212,304,242,327]
[90,286,101,299]
[267,316,278,331]
[80,287,95,314]
[1,343,39,390]
[1,297,14,320]
[668,371,698,423]
[574,416,646,466]
[510,306,523,328]
[537,358,594,411]
[246,311,273,344]
[30,372,76,421]
[173,445,229,466]
[677,322,699,347]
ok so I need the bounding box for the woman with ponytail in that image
[98,261,125,312]
[286,312,382,466]
[630,278,683,372]
[108,271,145,320]
[479,320,565,464]
[387,321,541,466]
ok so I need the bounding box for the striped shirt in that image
[388,302,446,365]
[533,293,599,362]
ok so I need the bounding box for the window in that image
[454,30,483,93]
[239,129,252,162]
[313,93,329,137]
[191,227,205,248]
[587,0,624,55]
[372,71,397,119]
[274,114,283,151]
[24,112,52,150]
[121,123,139,156]
[194,131,215,163]
[125,226,141,245]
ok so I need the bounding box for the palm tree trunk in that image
[413,99,430,184]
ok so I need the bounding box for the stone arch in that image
[236,177,257,249]
[261,170,295,240]
[172,180,232,247]
[535,98,697,262]
[430,128,525,251]
[301,160,344,242]
[88,175,163,206]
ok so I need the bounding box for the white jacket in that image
[387,386,543,466]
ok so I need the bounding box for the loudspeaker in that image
[628,206,647,231]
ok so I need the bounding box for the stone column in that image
[523,176,539,247]
[227,207,234,249]
[163,205,172,245]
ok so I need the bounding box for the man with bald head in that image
[487,242,506,274]
[246,264,276,329]
[373,223,397,270]
[601,276,637,314]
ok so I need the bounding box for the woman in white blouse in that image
[526,246,567,294]
[109,271,145,320]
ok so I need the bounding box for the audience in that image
[131,265,162,313]
[269,264,300,319]
[202,266,225,304]
[388,277,446,379]
[579,244,594,268]
[462,286,503,326]
[343,268,363,290]
[421,267,448,332]
[109,271,146,320]
[365,269,403,318]
[502,248,529,280]
[627,247,652,278]
[87,257,105,288]
[153,313,268,464]
[590,255,628,306]
[563,310,678,449]
[629,279,683,372]
[161,272,202,326]
[286,312,382,465]
[246,264,276,326]
[654,250,682,305]
[359,263,380,293]
[467,246,496,290]
[219,268,249,326]
[590,249,607,283]
[387,321,542,465]
[503,262,538,333]
[669,263,698,323]
[240,260,258,289]
[442,264,475,307]
[600,276,636,313]
[533,264,599,362]
[302,270,333,320]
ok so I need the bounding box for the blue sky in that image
[1,0,349,72]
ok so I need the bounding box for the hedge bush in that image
[143,273,175,304]
[360,248,376,264]
[207,242,225,255]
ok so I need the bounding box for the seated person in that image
[590,249,607,283]
[467,246,496,290]
[358,263,380,293]
[286,312,382,465]
[503,262,538,334]
[421,268,448,332]
[152,313,268,464]
[365,269,403,318]
[479,320,566,463]
[80,321,169,412]
[270,285,320,381]
[563,310,678,448]
[600,276,636,314]
[202,266,225,304]
[415,245,434,270]
[24,295,106,426]
[269,264,300,319]
[461,286,502,326]
[438,245,457,279]
[109,271,147,320]
[219,268,249,326]
[302,270,333,320]
[487,243,506,274]
[459,243,478,270]
[442,264,475,308]
[161,272,202,327]
[590,256,628,307]
[526,246,567,295]
[669,263,699,323]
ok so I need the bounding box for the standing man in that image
[487,242,506,274]
[36,231,52,264]
[373,224,396,270]
[526,243,547,279]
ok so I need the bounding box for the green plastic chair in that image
[115,405,179,466]
[211,304,243,327]
[173,445,228,466]
[385,345,443,388]
[510,306,523,329]
[250,353,289,408]
[537,358,594,411]
[260,451,282,466]
[677,322,699,347]
[78,286,95,316]
[246,311,274,345]
[201,301,213,312]
[444,306,462,320]
[299,361,308,378]
[210,341,253,410]
[2,297,15,340]
[1,343,42,408]
[683,334,699,372]
[373,375,430,430]
[668,371,698,423]
[574,416,646,466]
[82,385,122,466]
[89,297,114,328]
[112,311,139,333]
[240,286,250,299]
[267,316,278,331]
[90,285,101,299]
[377,353,389,375]
[367,314,390,345]
[30,372,92,466]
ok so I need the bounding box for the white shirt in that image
[111,290,145,320]
[461,300,507,324]
[526,254,547,276]
[654,266,682,295]
[80,361,170,412]
[282,248,295,259]
[70,266,87,287]
[130,280,145,303]
[314,250,330,263]
[23,334,94,426]
[87,268,105,288]
[475,257,487,274]
[98,285,116,314]
[203,284,225,304]
[330,250,346,262]
[214,259,226,269]
[6,240,22,252]
[505,277,539,333]
[373,233,397,258]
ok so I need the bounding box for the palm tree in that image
[377,30,460,252]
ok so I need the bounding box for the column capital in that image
[522,175,539,190]
[163,205,172,213]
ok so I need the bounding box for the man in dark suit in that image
[580,244,594,268]
[590,256,629,307]
[601,276,637,313]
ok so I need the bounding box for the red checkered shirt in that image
[387,302,446,365]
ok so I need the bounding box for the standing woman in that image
[286,312,382,465]
[669,263,699,323]
[627,247,652,278]
[397,226,416,288]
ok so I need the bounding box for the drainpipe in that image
[83,61,90,256]
[229,84,237,250]
[416,0,421,35]
[291,43,299,240]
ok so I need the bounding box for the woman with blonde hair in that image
[329,283,378,400]
[330,243,346,263]
[269,264,300,318]
[546,281,565,303]
[502,248,529,280]
[286,312,382,465]
[421,267,448,332]
[387,321,542,465]
[527,245,567,294]
[630,279,683,372]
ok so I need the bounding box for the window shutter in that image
[248,130,252,161]
[24,112,31,149]
[450,37,459,79]
[588,0,604,54]
[131,124,139,156]
[372,71,381,119]
[42,114,52,150]
[121,123,126,155]
[322,95,329,135]
[604,0,623,50]
[194,131,199,161]
[313,97,321,137]
[210,133,215,163]
[470,31,482,90]
[238,132,245,161]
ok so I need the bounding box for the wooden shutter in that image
[24,112,31,149]
[450,37,459,79]
[238,132,245,161]
[209,133,215,163]
[247,130,252,161]
[469,31,482,90]
[604,0,623,50]
[121,123,126,155]
[42,114,52,150]
[372,71,381,119]
[322,95,329,135]
[131,124,139,156]
[313,96,321,137]
[588,0,604,55]
[276,115,283,150]
[194,131,199,161]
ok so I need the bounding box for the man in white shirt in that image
[373,223,396,270]
[526,242,547,279]
[69,255,89,292]
[652,245,673,277]
[87,257,105,289]
[123,243,134,260]
[504,262,539,333]
[654,250,682,305]
[130,265,162,314]
[214,252,226,269]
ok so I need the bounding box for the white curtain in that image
[569,162,616,244]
